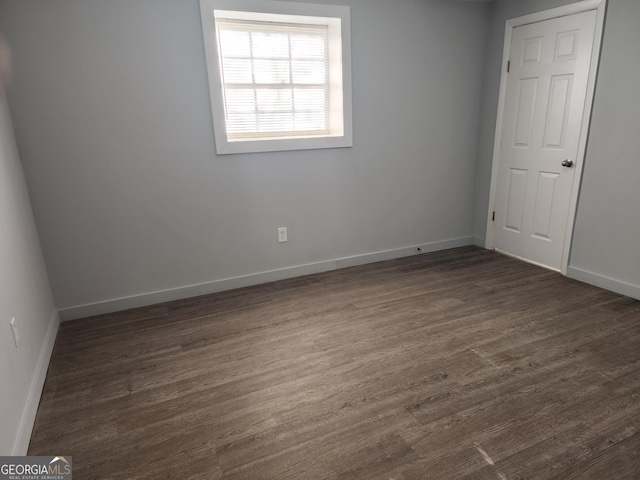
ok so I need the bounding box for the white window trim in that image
[199,0,353,155]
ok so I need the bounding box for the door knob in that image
[561,159,574,168]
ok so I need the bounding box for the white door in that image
[492,10,597,271]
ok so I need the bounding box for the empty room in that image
[1,0,639,478]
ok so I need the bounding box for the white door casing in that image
[486,0,607,274]
[493,11,596,270]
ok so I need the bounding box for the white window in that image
[200,0,352,155]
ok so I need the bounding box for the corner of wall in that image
[472,236,486,248]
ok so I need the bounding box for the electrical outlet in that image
[278,227,288,243]
[10,317,19,348]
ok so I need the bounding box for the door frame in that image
[485,0,607,275]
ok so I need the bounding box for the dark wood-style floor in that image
[29,246,640,479]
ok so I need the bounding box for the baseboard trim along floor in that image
[568,265,640,302]
[58,236,473,321]
[30,247,640,478]
[12,310,59,455]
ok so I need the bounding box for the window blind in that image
[216,19,330,140]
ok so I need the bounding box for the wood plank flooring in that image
[28,246,640,479]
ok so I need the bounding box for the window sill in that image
[215,134,353,155]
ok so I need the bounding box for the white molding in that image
[508,0,603,27]
[484,10,513,251]
[11,310,60,456]
[568,266,640,301]
[335,237,472,269]
[59,236,473,321]
[472,236,485,248]
[199,0,353,155]
[485,0,607,275]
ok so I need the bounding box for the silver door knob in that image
[561,159,574,168]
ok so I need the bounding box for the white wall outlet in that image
[278,227,288,243]
[10,317,19,348]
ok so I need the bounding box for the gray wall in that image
[473,0,640,296]
[0,85,57,454]
[0,0,492,314]
[568,0,640,292]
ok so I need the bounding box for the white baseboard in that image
[472,236,485,248]
[335,236,472,268]
[59,236,473,321]
[567,266,640,301]
[12,310,60,456]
